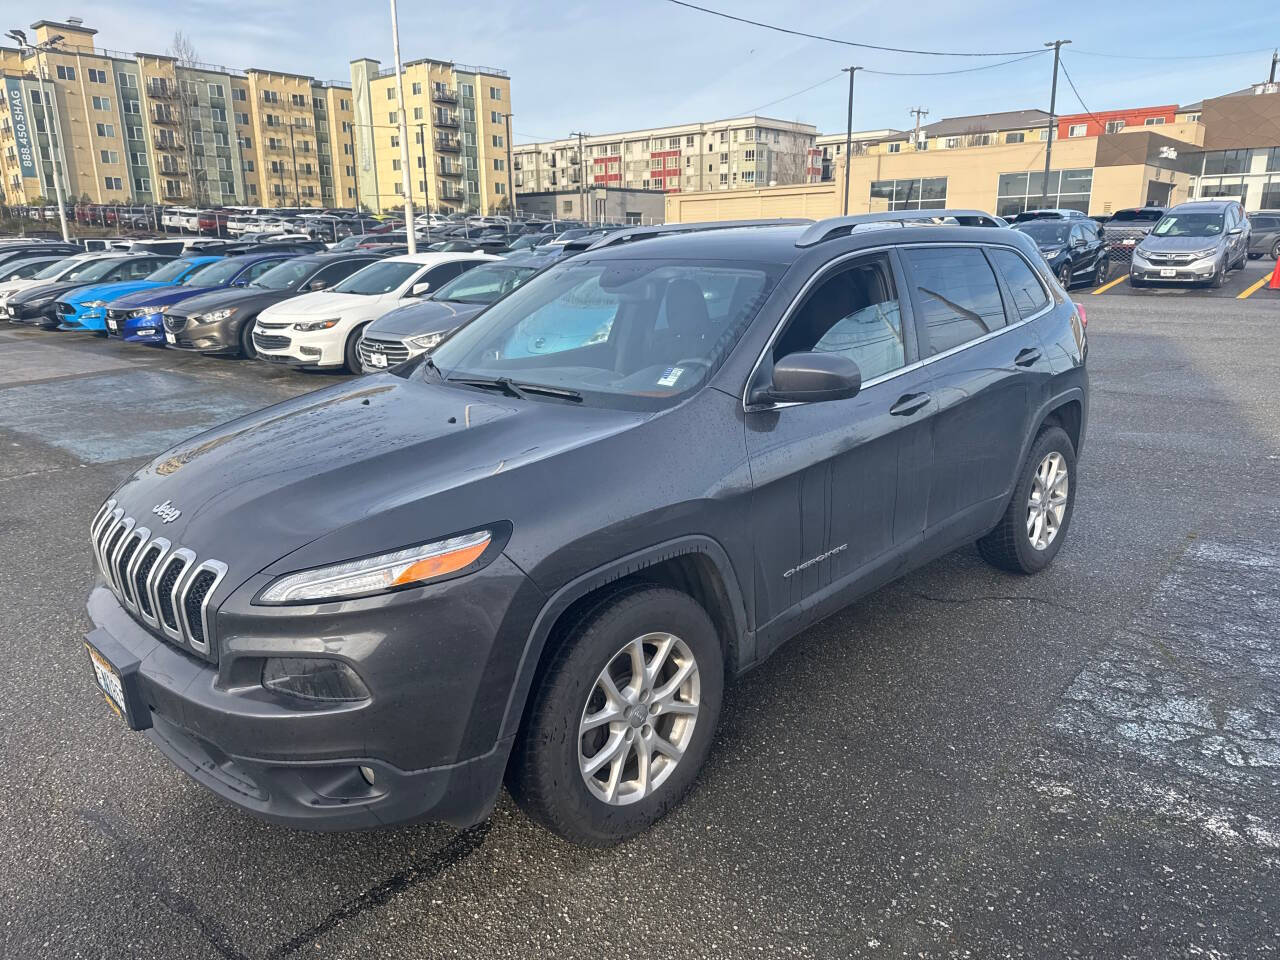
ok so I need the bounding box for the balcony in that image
[151,111,179,126]
[435,136,461,153]
[438,184,464,201]
[512,158,521,170]
[437,160,463,177]
[433,113,460,129]
[147,83,177,99]
[153,135,184,151]
[432,87,458,104]
[159,162,188,176]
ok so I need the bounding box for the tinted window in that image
[421,261,469,290]
[903,247,1007,355]
[1110,209,1162,222]
[773,254,904,381]
[241,259,285,282]
[989,248,1050,320]
[147,259,201,283]
[1252,216,1279,230]
[180,259,244,286]
[433,262,538,304]
[309,259,374,287]
[250,259,315,290]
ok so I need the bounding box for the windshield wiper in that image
[445,375,582,402]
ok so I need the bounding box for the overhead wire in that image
[1057,57,1110,129]
[863,51,1048,76]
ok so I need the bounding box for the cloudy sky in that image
[57,0,1279,140]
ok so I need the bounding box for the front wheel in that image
[1209,258,1227,288]
[1272,240,1280,261]
[1057,262,1073,290]
[508,585,724,845]
[342,325,365,374]
[1093,257,1109,286]
[978,425,1076,575]
[238,319,257,359]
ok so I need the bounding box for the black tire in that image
[1209,258,1226,288]
[1093,257,1108,286]
[1129,274,1144,288]
[1057,262,1073,290]
[1272,240,1280,261]
[507,584,724,846]
[238,319,257,359]
[342,325,365,374]
[977,425,1076,575]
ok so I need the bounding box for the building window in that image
[233,87,247,101]
[887,142,902,153]
[743,149,755,162]
[489,86,502,100]
[209,83,224,99]
[263,90,279,103]
[869,176,948,210]
[56,65,76,80]
[494,158,505,171]
[719,173,728,185]
[460,82,474,98]
[118,72,136,88]
[492,134,504,148]
[389,112,397,125]
[685,135,695,147]
[95,123,115,138]
[1003,131,1025,145]
[133,176,150,191]
[1105,120,1125,134]
[943,136,960,149]
[496,182,506,195]
[995,168,1092,216]
[386,87,396,100]
[1144,116,1166,126]
[1039,128,1050,140]
[92,96,112,111]
[100,150,120,164]
[128,126,143,141]
[742,170,755,183]
[1202,149,1251,175]
[392,158,400,170]
[123,100,140,115]
[88,68,107,83]
[1185,112,1201,123]
[236,111,249,125]
[413,106,423,120]
[104,176,123,190]
[411,82,422,95]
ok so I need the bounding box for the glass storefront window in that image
[996,167,1092,216]
[1202,149,1251,176]
[868,177,948,211]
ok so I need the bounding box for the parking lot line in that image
[1091,275,1127,295]
[1236,274,1272,300]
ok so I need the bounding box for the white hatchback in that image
[251,252,496,372]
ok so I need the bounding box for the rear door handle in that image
[1014,347,1042,367]
[889,392,931,417]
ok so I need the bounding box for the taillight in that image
[1075,303,1087,327]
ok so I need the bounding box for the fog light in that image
[262,657,370,702]
[299,346,321,357]
[359,765,377,785]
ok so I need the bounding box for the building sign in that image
[5,78,38,178]
[1158,146,1178,160]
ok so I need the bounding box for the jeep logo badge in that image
[151,500,181,524]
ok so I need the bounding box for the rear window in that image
[989,248,1051,320]
[903,247,1007,355]
[1252,216,1279,230]
[1109,209,1162,223]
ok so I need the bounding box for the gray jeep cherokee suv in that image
[83,213,1088,845]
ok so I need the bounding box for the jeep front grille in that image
[89,499,228,659]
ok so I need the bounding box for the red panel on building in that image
[1057,105,1179,138]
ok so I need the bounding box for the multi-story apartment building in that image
[1,17,356,210]
[513,116,819,198]
[349,56,512,215]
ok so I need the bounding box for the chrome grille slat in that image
[90,500,229,660]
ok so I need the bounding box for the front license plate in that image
[368,352,387,368]
[83,631,151,731]
[165,331,176,344]
[1122,238,1136,246]
[107,319,118,331]
[1160,268,1176,277]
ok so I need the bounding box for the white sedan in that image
[251,252,496,372]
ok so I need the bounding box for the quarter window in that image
[903,247,1007,355]
[988,248,1050,320]
[772,254,905,381]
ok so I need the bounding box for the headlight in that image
[201,307,237,322]
[1193,248,1217,260]
[85,299,106,308]
[129,305,169,318]
[257,529,494,604]
[1040,246,1067,259]
[293,317,340,331]
[408,331,445,351]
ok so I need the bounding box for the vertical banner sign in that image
[5,78,38,178]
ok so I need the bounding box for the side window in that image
[772,254,905,382]
[423,261,466,289]
[242,259,282,282]
[311,260,368,287]
[1068,225,1084,246]
[988,248,1050,320]
[902,247,1007,356]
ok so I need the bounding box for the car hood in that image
[1138,235,1225,253]
[259,289,398,321]
[8,279,88,304]
[173,286,292,316]
[364,299,485,339]
[109,285,221,309]
[63,279,165,305]
[108,374,649,581]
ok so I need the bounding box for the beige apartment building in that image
[513,117,820,199]
[2,17,355,210]
[349,56,512,215]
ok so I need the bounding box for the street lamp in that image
[6,28,71,242]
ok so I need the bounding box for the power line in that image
[863,50,1048,76]
[1072,46,1275,61]
[736,72,845,117]
[663,0,1045,57]
[1058,57,1109,128]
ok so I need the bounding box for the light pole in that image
[7,29,70,242]
[502,112,517,218]
[388,0,416,252]
[1041,40,1071,207]
[841,66,861,216]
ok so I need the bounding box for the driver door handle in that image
[889,392,931,417]
[1014,347,1042,367]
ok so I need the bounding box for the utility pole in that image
[570,131,587,223]
[388,0,416,252]
[1270,48,1278,84]
[7,30,71,241]
[841,66,861,216]
[1041,39,1071,207]
[503,112,517,218]
[909,106,928,151]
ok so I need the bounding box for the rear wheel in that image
[978,425,1076,575]
[1272,239,1280,261]
[508,585,724,845]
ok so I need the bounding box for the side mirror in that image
[308,278,328,291]
[1228,226,1244,236]
[754,351,861,405]
[410,281,431,296]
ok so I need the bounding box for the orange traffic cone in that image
[1271,254,1280,290]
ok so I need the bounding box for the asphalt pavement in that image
[1,295,1277,959]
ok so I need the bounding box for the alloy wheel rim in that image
[1026,451,1069,551]
[577,632,700,806]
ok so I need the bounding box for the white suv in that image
[251,252,495,372]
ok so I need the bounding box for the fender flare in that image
[497,535,750,742]
[1010,385,1087,492]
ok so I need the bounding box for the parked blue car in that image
[56,256,218,333]
[105,253,303,343]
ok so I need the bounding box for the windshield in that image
[35,258,80,279]
[434,263,539,304]
[179,258,242,286]
[67,258,128,281]
[1015,222,1071,245]
[333,260,419,294]
[250,259,314,290]
[1152,212,1225,238]
[428,258,780,410]
[146,259,198,282]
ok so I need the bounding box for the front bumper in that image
[1129,252,1219,283]
[5,301,57,325]
[56,301,108,332]
[106,310,167,343]
[252,324,346,368]
[83,550,540,830]
[164,314,239,354]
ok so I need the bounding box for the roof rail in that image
[795,210,1003,248]
[585,218,813,252]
